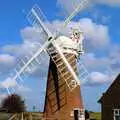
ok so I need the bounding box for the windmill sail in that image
[57,0,89,31]
[3,5,52,93]
[27,5,82,90]
[27,4,53,44]
[57,0,88,15]
[3,42,49,94]
[4,0,88,93]
[77,59,89,84]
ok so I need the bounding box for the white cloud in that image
[2,41,41,57]
[93,0,120,7]
[20,27,47,44]
[82,53,109,71]
[1,17,119,88]
[0,54,16,73]
[0,18,111,87]
[0,77,31,95]
[80,45,120,86]
[46,19,110,51]
[2,18,110,55]
[57,0,89,15]
[79,53,111,86]
[1,26,48,58]
[0,94,7,103]
[79,18,110,50]
[57,0,120,14]
[0,54,15,65]
[109,45,120,73]
[0,26,50,82]
[1,77,17,88]
[18,85,31,92]
[87,71,110,85]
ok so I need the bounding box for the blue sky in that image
[0,0,120,112]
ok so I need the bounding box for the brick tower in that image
[43,29,85,120]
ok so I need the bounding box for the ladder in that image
[47,42,79,91]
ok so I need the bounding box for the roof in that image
[98,73,120,103]
[55,36,83,55]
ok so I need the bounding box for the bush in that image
[85,110,90,119]
[1,94,26,113]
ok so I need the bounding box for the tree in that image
[1,94,26,113]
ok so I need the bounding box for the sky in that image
[0,0,120,112]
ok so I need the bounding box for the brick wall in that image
[43,53,84,120]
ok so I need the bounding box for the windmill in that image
[3,0,89,119]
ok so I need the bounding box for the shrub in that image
[85,110,90,119]
[1,94,26,113]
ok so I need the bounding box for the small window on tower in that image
[73,108,85,120]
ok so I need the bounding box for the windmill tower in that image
[44,30,85,120]
[3,0,89,120]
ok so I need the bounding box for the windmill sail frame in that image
[4,0,89,94]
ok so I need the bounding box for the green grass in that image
[89,112,101,120]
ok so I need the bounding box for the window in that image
[73,108,85,120]
[113,109,120,120]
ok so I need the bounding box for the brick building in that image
[98,74,120,120]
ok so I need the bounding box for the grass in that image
[89,112,101,120]
[0,113,12,120]
[0,112,101,120]
[0,112,43,120]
